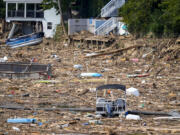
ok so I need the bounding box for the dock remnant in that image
[0,62,51,79]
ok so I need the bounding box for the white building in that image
[68,0,128,36]
[3,0,61,38]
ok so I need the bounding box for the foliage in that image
[119,0,180,37]
[42,0,74,13]
[0,0,5,19]
[42,0,109,18]
[160,0,180,36]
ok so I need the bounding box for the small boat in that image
[6,32,44,48]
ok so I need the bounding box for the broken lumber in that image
[154,116,180,120]
[85,44,144,58]
[95,125,180,133]
[0,105,95,112]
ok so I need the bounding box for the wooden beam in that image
[85,44,144,58]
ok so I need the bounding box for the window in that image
[18,3,24,10]
[47,22,52,29]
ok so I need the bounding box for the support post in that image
[24,3,27,18]
[16,3,18,11]
[6,3,8,18]
[8,23,16,39]
[34,3,36,18]
[15,3,18,17]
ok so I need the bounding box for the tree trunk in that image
[57,0,68,37]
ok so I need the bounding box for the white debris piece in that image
[126,87,140,97]
[12,126,20,131]
[126,114,141,120]
[73,64,83,69]
[86,53,97,57]
[89,88,96,92]
[141,80,146,84]
[0,56,8,62]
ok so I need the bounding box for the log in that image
[95,125,180,133]
[0,105,95,112]
[126,110,171,116]
[85,44,144,58]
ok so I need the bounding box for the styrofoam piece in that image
[126,87,140,97]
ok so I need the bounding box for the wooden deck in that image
[67,35,115,48]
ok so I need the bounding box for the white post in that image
[16,3,18,11]
[24,3,27,18]
[15,3,18,17]
[6,2,8,18]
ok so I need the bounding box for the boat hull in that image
[6,32,44,48]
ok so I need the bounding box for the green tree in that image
[119,0,163,37]
[161,0,180,36]
[42,0,110,18]
[119,0,180,37]
[0,0,5,19]
[42,0,76,17]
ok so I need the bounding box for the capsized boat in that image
[6,32,44,48]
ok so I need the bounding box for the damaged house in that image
[4,0,61,38]
[68,0,129,36]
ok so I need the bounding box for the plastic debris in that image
[60,123,69,128]
[89,120,103,125]
[95,114,102,118]
[126,114,141,120]
[80,73,102,77]
[130,58,139,62]
[85,53,97,57]
[84,113,94,118]
[38,122,43,126]
[7,118,36,123]
[139,104,145,108]
[141,80,146,84]
[0,56,8,62]
[51,54,61,62]
[12,126,20,131]
[82,122,89,126]
[73,64,83,69]
[89,88,96,92]
[126,87,140,97]
[22,93,30,97]
[127,74,149,78]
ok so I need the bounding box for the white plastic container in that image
[126,87,140,97]
[126,114,141,120]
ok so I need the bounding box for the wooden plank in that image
[85,44,144,58]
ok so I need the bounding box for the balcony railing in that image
[8,10,44,18]
[101,0,125,17]
[95,17,119,35]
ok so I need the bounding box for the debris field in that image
[0,35,180,135]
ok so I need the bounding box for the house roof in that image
[3,0,43,3]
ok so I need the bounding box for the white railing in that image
[94,17,119,36]
[101,0,125,17]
